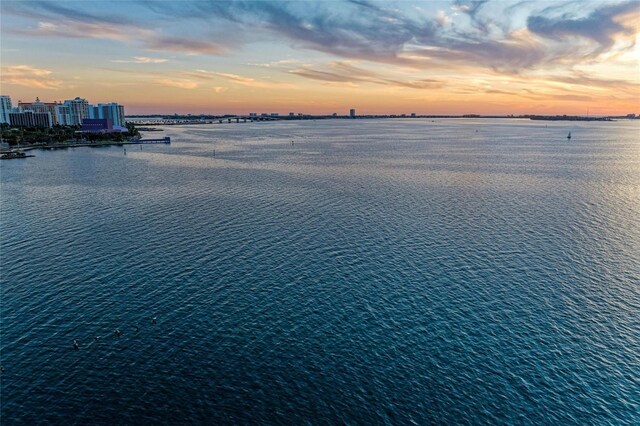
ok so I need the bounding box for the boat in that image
[567,132,572,140]
[0,151,34,160]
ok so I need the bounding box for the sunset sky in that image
[1,0,639,115]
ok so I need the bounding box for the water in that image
[1,119,638,424]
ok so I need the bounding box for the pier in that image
[136,137,171,144]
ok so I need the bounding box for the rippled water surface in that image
[1,119,639,424]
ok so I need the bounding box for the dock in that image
[135,137,171,144]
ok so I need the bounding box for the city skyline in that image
[1,0,639,115]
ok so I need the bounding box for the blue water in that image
[1,119,639,424]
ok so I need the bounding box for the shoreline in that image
[0,138,170,154]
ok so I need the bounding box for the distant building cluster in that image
[0,95,126,132]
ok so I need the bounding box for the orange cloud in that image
[155,79,199,89]
[111,56,169,64]
[1,65,63,89]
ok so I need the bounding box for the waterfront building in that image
[81,118,113,132]
[350,108,356,118]
[18,97,60,125]
[411,113,416,117]
[1,95,12,125]
[88,103,126,127]
[59,97,89,125]
[55,104,73,125]
[8,110,52,128]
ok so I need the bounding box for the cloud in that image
[551,94,593,102]
[16,18,155,42]
[213,86,228,93]
[141,0,437,61]
[111,56,169,64]
[451,0,492,33]
[213,72,259,84]
[527,1,639,51]
[145,37,226,55]
[289,61,443,89]
[550,71,640,91]
[0,65,63,89]
[4,0,639,83]
[207,71,294,88]
[435,10,452,27]
[132,0,590,74]
[155,79,199,89]
[3,1,225,56]
[248,59,301,68]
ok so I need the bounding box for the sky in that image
[1,0,639,115]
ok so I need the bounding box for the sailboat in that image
[567,131,572,140]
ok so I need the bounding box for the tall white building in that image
[88,102,126,127]
[55,104,73,125]
[57,97,89,125]
[1,95,12,125]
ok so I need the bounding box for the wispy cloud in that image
[248,59,301,68]
[145,37,226,55]
[212,72,257,84]
[527,1,639,52]
[289,61,443,89]
[0,65,63,89]
[20,20,154,42]
[155,79,199,89]
[549,71,640,91]
[111,56,169,64]
[195,70,294,89]
[141,0,639,74]
[3,1,225,56]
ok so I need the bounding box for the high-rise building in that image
[1,95,12,125]
[58,97,89,125]
[55,104,72,125]
[350,108,356,118]
[88,102,126,127]
[19,97,60,125]
[9,110,52,127]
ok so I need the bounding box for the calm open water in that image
[1,119,639,424]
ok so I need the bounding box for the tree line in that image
[0,123,140,146]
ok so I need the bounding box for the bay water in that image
[1,119,638,424]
